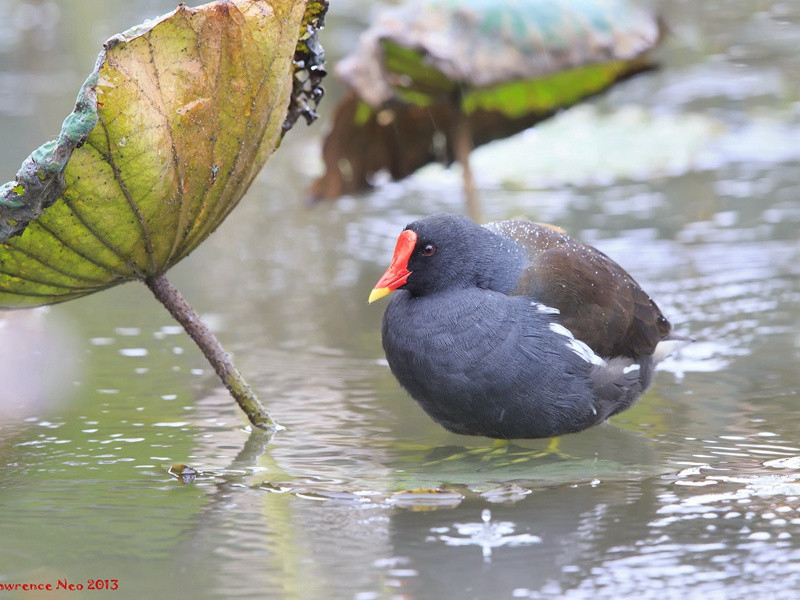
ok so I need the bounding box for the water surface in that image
[1,0,799,598]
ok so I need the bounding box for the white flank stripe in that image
[549,323,574,338]
[548,323,605,366]
[531,302,561,315]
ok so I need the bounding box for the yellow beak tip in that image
[368,287,391,304]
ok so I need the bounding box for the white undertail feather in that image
[652,338,691,364]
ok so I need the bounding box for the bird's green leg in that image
[504,437,573,463]
[475,439,511,461]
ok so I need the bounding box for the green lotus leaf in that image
[0,0,326,308]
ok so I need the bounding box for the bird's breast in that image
[382,288,519,379]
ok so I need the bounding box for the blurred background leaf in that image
[309,0,661,220]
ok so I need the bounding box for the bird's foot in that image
[506,437,572,462]
[419,437,570,467]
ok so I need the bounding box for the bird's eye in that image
[422,244,435,256]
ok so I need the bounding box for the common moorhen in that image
[369,214,683,439]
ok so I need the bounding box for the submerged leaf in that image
[0,0,327,308]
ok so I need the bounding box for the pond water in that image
[1,0,799,598]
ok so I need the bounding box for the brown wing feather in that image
[489,220,671,359]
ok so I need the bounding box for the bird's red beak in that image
[368,229,417,303]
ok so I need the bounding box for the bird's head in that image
[368,214,522,302]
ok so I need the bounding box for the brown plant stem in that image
[144,272,279,431]
[452,108,481,222]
